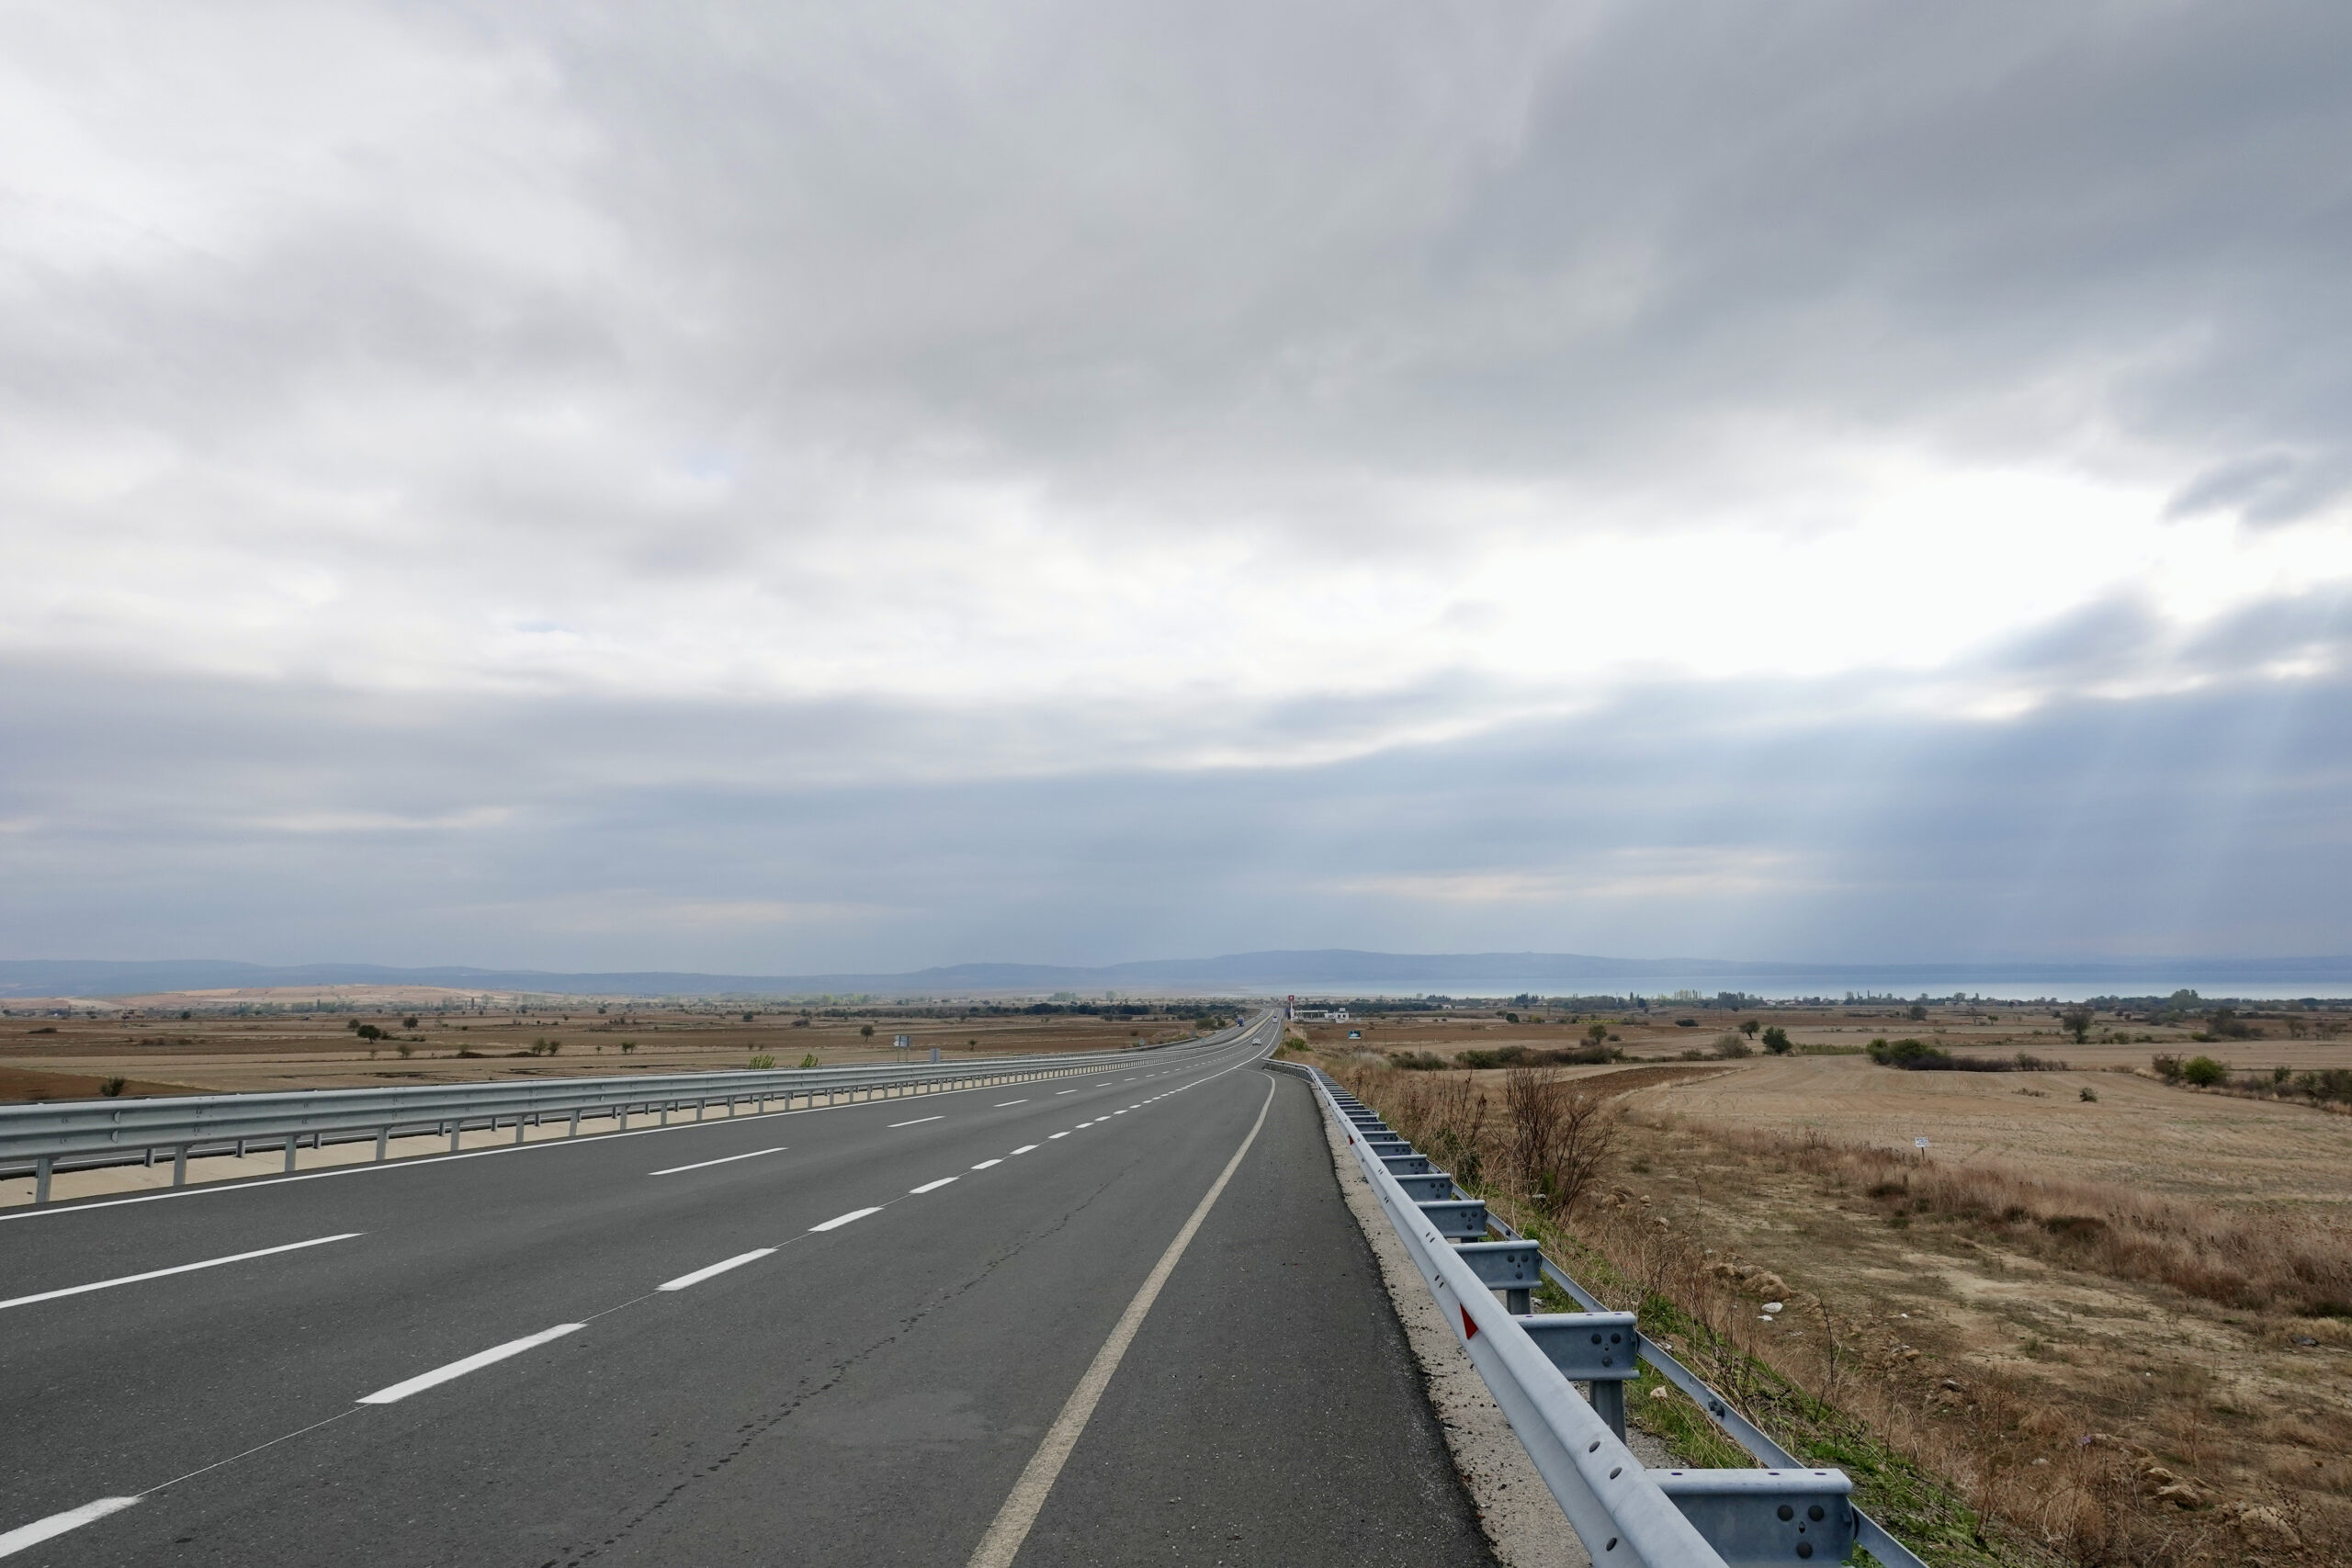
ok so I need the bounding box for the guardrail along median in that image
[4,1020,1266,1205]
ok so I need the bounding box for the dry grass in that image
[1696,1121,2352,1318]
[1327,1054,2352,1567]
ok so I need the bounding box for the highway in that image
[0,1013,1496,1566]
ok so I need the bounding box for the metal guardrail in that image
[4,1021,1267,1205]
[1273,1058,1883,1568]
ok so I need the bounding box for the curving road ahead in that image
[0,1013,1494,1566]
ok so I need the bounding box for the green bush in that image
[748,1054,776,1069]
[1759,1025,1792,1055]
[2181,1055,2226,1087]
[1867,1037,1952,1069]
[98,1076,126,1097]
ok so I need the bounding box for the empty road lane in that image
[0,1016,1493,1565]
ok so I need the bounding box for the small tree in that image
[402,1016,419,1031]
[1759,1025,1793,1055]
[1739,1020,1760,1040]
[1584,1021,1608,1049]
[860,1024,876,1041]
[1906,1004,1928,1021]
[620,1040,637,1055]
[2060,1008,2094,1044]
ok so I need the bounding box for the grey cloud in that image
[13,2,2350,525]
[5,585,2346,969]
[6,2,2350,971]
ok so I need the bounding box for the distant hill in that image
[5,951,2350,1000]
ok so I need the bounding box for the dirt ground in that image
[1306,1010,2352,1565]
[1638,1054,2352,1209]
[1586,1104,2352,1564]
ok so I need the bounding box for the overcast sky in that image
[4,1,2348,971]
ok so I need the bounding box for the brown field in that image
[0,987,1209,1100]
[1301,1002,2352,1567]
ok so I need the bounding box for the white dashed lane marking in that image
[657,1249,775,1292]
[357,1324,585,1405]
[0,1234,361,1314]
[649,1148,786,1177]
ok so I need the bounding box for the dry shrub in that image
[1500,1067,1621,1217]
[1336,1065,2352,1565]
[1338,1062,1492,1187]
[1690,1119,2352,1317]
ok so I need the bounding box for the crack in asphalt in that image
[551,1156,1161,1564]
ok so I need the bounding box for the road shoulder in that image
[1309,1078,1670,1568]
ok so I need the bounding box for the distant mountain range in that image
[6,951,2351,1000]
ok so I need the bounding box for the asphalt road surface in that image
[0,1014,1495,1566]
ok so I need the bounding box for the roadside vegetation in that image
[2153,1054,2352,1111]
[1324,1052,2351,1567]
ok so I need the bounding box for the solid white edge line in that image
[648,1146,787,1177]
[965,1075,1278,1568]
[809,1206,884,1232]
[356,1323,584,1405]
[0,1496,141,1559]
[910,1177,959,1193]
[0,1233,362,1313]
[888,1116,944,1128]
[656,1248,776,1292]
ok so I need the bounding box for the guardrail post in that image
[376,1127,390,1162]
[569,1109,582,1136]
[448,1120,462,1153]
[172,1144,188,1187]
[514,1115,526,1145]
[695,1098,706,1122]
[284,1132,300,1173]
[34,1153,51,1205]
[1590,1378,1627,1440]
